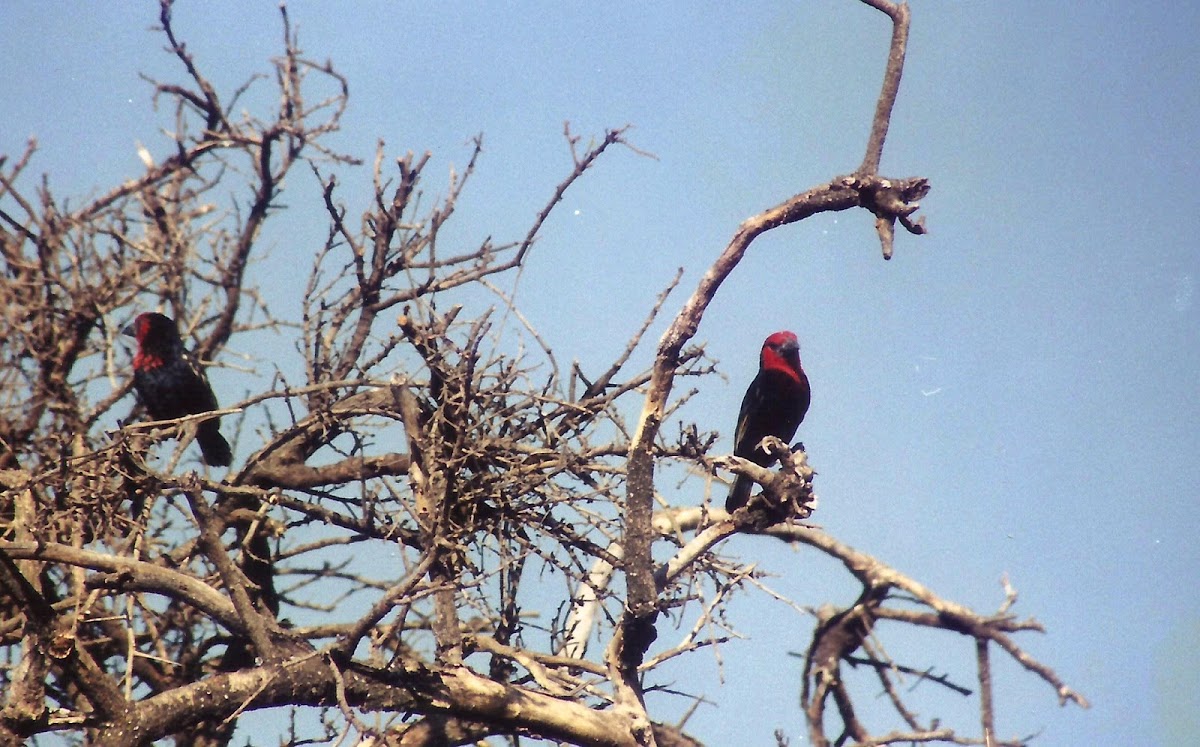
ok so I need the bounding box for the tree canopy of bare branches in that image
[0,2,1086,746]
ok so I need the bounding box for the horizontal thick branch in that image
[0,541,241,633]
[248,452,410,490]
[116,654,649,747]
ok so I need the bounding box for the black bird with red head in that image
[726,330,810,512]
[124,312,232,467]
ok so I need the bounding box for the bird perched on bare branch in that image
[124,312,232,467]
[727,330,810,512]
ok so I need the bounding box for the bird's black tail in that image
[197,421,232,467]
[726,475,753,513]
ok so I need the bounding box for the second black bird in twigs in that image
[726,330,811,513]
[125,312,233,467]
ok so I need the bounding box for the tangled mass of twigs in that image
[0,2,1085,746]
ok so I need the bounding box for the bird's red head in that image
[124,312,181,367]
[760,330,803,378]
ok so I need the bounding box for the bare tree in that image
[0,2,1087,746]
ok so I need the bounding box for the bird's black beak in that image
[779,339,800,355]
[122,323,136,338]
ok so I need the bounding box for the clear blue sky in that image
[3,2,1198,745]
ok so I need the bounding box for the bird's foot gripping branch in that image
[724,438,817,527]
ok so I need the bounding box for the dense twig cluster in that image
[0,2,1086,746]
